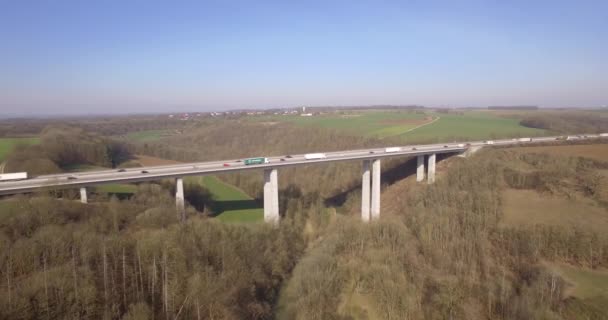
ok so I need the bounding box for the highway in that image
[0,134,604,195]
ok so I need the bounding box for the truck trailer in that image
[0,172,28,182]
[304,153,327,160]
[244,157,269,165]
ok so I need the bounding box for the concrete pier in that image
[361,160,371,222]
[428,153,436,184]
[79,187,87,204]
[416,155,425,182]
[176,178,186,223]
[371,159,381,220]
[264,168,279,224]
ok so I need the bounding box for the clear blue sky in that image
[1,0,607,114]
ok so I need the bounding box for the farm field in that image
[255,110,546,142]
[397,112,546,142]
[196,175,263,223]
[255,111,432,138]
[0,137,40,162]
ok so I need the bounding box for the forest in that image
[5,126,132,175]
[519,111,608,134]
[1,114,607,319]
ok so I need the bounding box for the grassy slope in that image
[110,154,261,221]
[501,189,608,236]
[0,137,40,162]
[549,263,608,318]
[197,176,263,223]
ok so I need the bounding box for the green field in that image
[256,111,430,138]
[0,137,40,162]
[195,176,263,223]
[398,112,546,142]
[123,130,173,142]
[255,110,546,142]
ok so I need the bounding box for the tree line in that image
[6,125,132,175]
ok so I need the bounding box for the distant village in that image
[166,106,318,120]
[164,105,548,120]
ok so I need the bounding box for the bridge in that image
[0,134,604,223]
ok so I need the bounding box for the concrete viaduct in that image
[0,134,604,223]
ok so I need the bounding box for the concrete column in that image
[79,187,87,204]
[428,153,436,184]
[361,160,371,222]
[176,178,186,223]
[416,155,425,182]
[371,159,381,220]
[264,168,279,224]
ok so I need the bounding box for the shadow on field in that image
[324,152,455,207]
[209,199,262,216]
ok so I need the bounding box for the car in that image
[118,169,126,172]
[67,176,77,180]
[141,170,149,174]
[457,144,465,147]
[412,147,417,150]
[236,159,242,162]
[285,155,293,158]
[369,151,375,154]
[223,163,230,167]
[280,158,286,161]
[443,145,448,148]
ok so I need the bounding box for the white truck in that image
[518,138,532,142]
[485,140,495,145]
[384,147,401,153]
[304,153,327,160]
[600,133,608,137]
[0,172,28,182]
